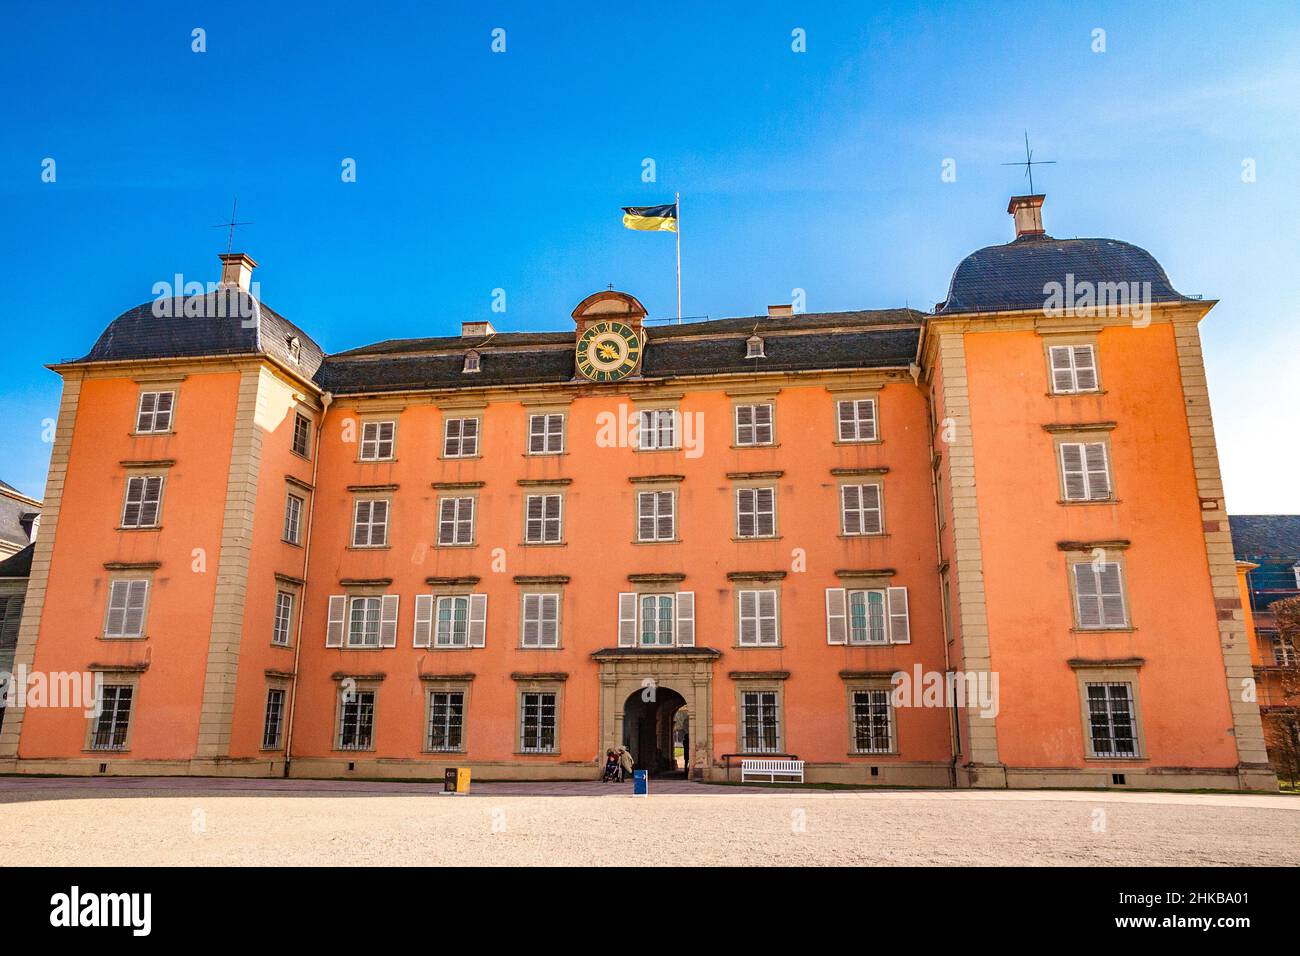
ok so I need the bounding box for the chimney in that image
[218,252,258,291]
[767,304,794,317]
[1007,194,1046,238]
[461,321,496,338]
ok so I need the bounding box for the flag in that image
[621,203,678,232]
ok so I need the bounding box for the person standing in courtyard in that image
[617,745,634,782]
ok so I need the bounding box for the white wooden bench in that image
[740,758,805,783]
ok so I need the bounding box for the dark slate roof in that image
[936,234,1191,314]
[315,310,924,395]
[0,490,38,550]
[73,290,324,378]
[1230,515,1300,561]
[0,544,33,579]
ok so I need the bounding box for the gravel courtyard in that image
[1,777,1296,866]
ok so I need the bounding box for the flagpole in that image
[675,192,682,323]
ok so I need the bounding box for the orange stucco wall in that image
[963,325,1237,769]
[22,372,240,759]
[290,380,950,767]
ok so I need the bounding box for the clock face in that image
[576,321,641,383]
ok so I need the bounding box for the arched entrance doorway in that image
[593,647,718,780]
[622,685,687,775]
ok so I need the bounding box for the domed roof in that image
[76,288,324,377]
[936,234,1191,315]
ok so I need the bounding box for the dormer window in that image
[1293,561,1300,589]
[746,335,765,359]
[463,350,481,374]
[287,336,302,364]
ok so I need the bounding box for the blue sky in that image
[1,1,1297,511]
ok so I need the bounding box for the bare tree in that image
[1267,597,1300,789]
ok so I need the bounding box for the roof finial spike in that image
[212,197,253,255]
[1001,131,1055,196]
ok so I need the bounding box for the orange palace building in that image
[0,195,1276,790]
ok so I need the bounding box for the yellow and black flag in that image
[621,202,678,232]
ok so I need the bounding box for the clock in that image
[576,321,642,383]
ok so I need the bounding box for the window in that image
[735,404,774,446]
[104,579,148,638]
[737,589,778,646]
[852,689,893,754]
[437,497,475,545]
[412,593,485,649]
[352,499,389,548]
[837,398,877,442]
[427,691,465,751]
[1049,344,1099,394]
[618,591,694,648]
[1085,682,1138,757]
[135,391,174,433]
[741,691,780,753]
[528,413,565,454]
[347,596,382,647]
[638,594,673,645]
[121,476,163,528]
[359,420,395,461]
[291,413,311,458]
[1273,636,1297,668]
[521,593,560,648]
[1072,562,1128,629]
[1293,561,1300,590]
[826,586,911,645]
[283,492,304,544]
[736,487,776,538]
[443,417,479,457]
[435,595,470,646]
[636,491,675,542]
[0,593,23,656]
[638,408,677,450]
[262,688,286,749]
[463,351,481,374]
[1059,442,1111,501]
[272,591,294,646]
[746,335,765,359]
[338,690,376,750]
[841,484,883,535]
[90,684,133,751]
[524,494,563,544]
[287,337,302,364]
[849,589,888,644]
[519,691,557,753]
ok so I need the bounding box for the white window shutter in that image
[326,595,346,647]
[887,586,911,643]
[1099,563,1126,627]
[826,588,847,644]
[1050,346,1075,392]
[380,594,399,647]
[1074,564,1102,628]
[541,593,559,646]
[759,590,778,644]
[863,484,882,534]
[123,580,148,636]
[842,485,861,534]
[1084,443,1111,500]
[1073,346,1098,391]
[675,591,695,646]
[1060,444,1087,501]
[657,491,674,540]
[618,592,636,646]
[413,594,433,647]
[468,593,488,647]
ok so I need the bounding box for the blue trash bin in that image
[632,769,648,796]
